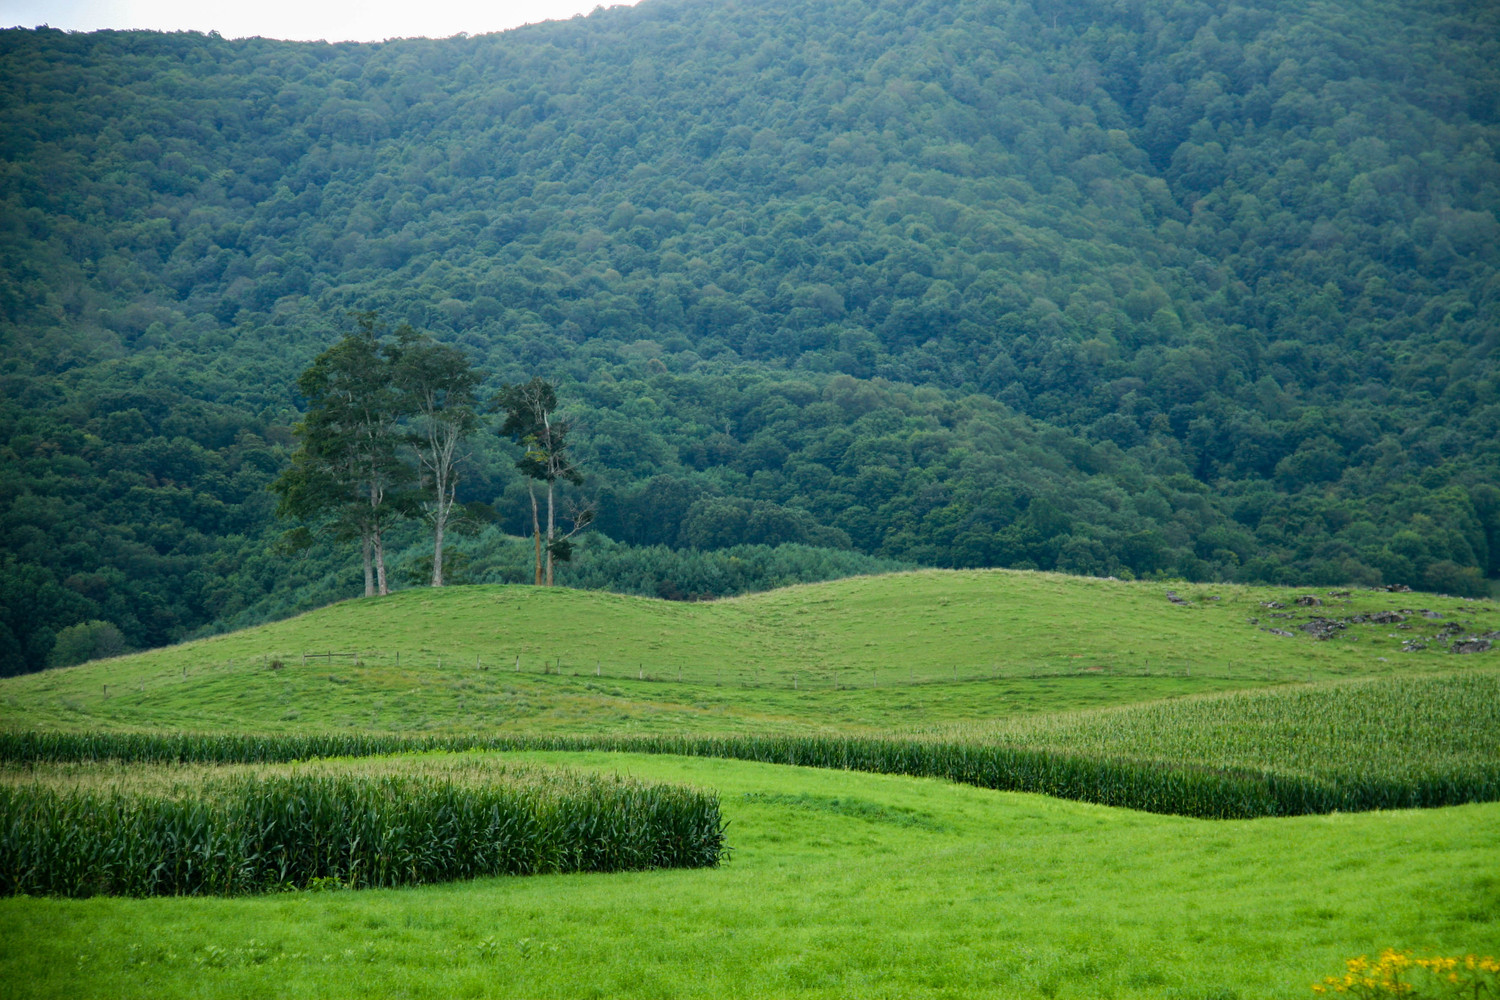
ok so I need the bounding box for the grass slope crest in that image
[3,569,1495,737]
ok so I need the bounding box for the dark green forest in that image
[2,0,1498,674]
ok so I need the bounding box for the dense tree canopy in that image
[0,0,1496,672]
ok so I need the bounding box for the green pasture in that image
[2,571,1496,997]
[3,571,1495,735]
[1,752,1495,999]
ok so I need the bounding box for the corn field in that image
[946,671,1500,784]
[3,671,1495,822]
[0,768,726,897]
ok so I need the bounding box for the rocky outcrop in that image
[1301,618,1346,639]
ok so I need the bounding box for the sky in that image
[0,0,648,41]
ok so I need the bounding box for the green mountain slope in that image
[2,0,1498,672]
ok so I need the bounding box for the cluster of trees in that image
[271,314,587,596]
[0,0,1497,673]
[493,377,594,586]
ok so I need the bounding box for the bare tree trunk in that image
[422,416,463,588]
[546,477,556,586]
[369,458,389,596]
[529,481,543,586]
[429,426,449,588]
[373,525,388,596]
[362,534,375,597]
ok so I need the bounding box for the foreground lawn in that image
[2,752,1494,999]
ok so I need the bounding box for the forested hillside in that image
[2,0,1498,674]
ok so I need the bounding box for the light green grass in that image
[4,571,1494,735]
[1,752,1494,999]
[3,572,1493,996]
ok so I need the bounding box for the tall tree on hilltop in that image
[271,313,412,597]
[392,327,484,588]
[494,377,595,586]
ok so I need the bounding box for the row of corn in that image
[0,770,726,897]
[948,672,1500,782]
[4,721,1495,821]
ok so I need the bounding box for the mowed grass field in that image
[3,570,1496,735]
[2,570,1498,998]
[0,752,1495,999]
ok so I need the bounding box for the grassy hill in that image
[3,569,1496,735]
[3,571,1498,996]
